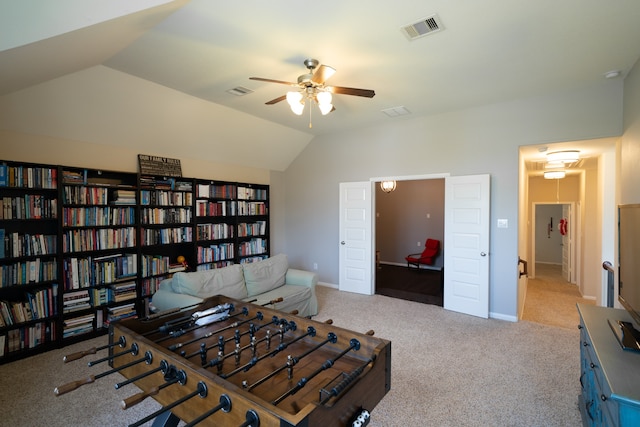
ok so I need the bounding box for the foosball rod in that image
[143,302,234,337]
[238,410,260,427]
[62,335,126,363]
[245,331,337,391]
[120,365,186,409]
[166,307,252,350]
[53,350,152,396]
[182,394,232,427]
[155,306,252,345]
[128,381,208,427]
[272,335,369,406]
[319,357,375,405]
[114,359,169,389]
[87,342,139,367]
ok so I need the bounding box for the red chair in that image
[405,239,440,269]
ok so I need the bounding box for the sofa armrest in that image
[285,268,318,287]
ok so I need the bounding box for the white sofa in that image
[151,254,318,317]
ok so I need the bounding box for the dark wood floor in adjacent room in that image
[375,264,443,306]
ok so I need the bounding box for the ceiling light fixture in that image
[546,150,580,164]
[380,180,397,193]
[544,170,566,179]
[286,88,333,117]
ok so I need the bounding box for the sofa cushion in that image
[171,264,247,300]
[243,254,288,297]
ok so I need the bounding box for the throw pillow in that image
[171,264,247,300]
[243,254,288,297]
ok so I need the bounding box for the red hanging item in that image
[559,218,568,235]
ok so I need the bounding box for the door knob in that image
[341,241,346,245]
[480,252,487,256]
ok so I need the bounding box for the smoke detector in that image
[401,14,444,40]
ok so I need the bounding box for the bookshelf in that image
[138,176,192,313]
[60,167,138,343]
[236,183,269,264]
[0,159,270,363]
[194,180,237,270]
[0,161,60,363]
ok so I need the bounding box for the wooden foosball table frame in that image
[59,295,391,427]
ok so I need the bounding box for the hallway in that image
[522,263,594,329]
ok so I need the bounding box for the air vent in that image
[227,86,253,96]
[382,106,412,118]
[401,14,444,40]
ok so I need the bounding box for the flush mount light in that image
[544,171,566,179]
[380,180,397,193]
[546,150,580,164]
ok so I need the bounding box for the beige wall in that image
[0,129,271,184]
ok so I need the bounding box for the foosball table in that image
[54,295,392,427]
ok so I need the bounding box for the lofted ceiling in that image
[1,0,640,171]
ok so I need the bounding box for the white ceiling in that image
[1,0,639,170]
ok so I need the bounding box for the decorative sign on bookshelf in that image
[138,154,182,177]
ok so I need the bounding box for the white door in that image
[339,182,373,295]
[561,204,572,282]
[444,174,491,318]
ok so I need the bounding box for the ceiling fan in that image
[250,59,375,127]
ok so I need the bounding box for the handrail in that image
[602,261,614,273]
[518,257,528,278]
[603,261,615,307]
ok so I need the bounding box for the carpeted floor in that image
[375,263,443,306]
[522,263,594,329]
[0,285,582,426]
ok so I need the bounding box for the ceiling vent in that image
[227,86,253,96]
[401,14,444,40]
[382,106,412,117]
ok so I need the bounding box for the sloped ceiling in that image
[1,0,640,171]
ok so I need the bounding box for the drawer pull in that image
[578,325,583,329]
[583,341,589,347]
[590,362,596,369]
[601,394,607,402]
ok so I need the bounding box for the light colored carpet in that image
[0,285,582,426]
[522,263,594,330]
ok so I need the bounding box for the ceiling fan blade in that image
[250,77,297,86]
[328,86,375,98]
[265,95,287,105]
[311,65,336,84]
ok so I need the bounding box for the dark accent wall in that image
[375,179,445,268]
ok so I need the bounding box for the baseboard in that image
[490,311,517,322]
[317,282,338,289]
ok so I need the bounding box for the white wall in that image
[282,81,623,319]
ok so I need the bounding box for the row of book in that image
[140,254,185,277]
[1,231,57,259]
[0,258,58,288]
[63,281,137,312]
[196,183,236,199]
[197,243,235,264]
[238,238,267,257]
[0,285,58,327]
[237,201,267,216]
[140,176,192,192]
[1,195,57,220]
[63,185,109,205]
[237,221,267,237]
[237,186,267,201]
[62,313,94,338]
[112,189,136,205]
[62,253,137,290]
[139,190,193,207]
[195,200,236,217]
[62,206,136,227]
[0,164,57,189]
[62,227,136,253]
[1,322,57,356]
[140,207,192,225]
[196,222,234,241]
[196,260,234,271]
[141,227,192,246]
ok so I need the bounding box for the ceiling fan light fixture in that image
[286,91,304,115]
[317,91,333,115]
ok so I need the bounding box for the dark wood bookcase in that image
[0,160,270,364]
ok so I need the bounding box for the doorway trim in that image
[531,201,577,282]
